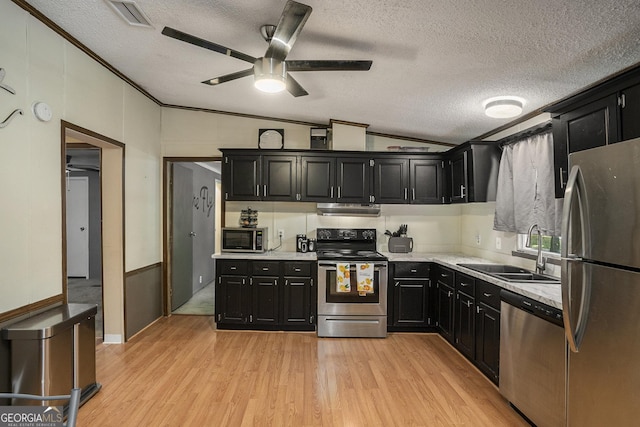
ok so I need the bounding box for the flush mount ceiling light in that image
[483,96,525,119]
[254,57,287,93]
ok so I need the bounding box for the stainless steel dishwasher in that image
[499,289,565,427]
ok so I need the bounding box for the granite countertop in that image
[383,252,561,309]
[212,251,561,309]
[212,251,317,261]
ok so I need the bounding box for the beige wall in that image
[0,2,161,319]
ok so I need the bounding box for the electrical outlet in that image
[475,233,481,246]
[278,229,284,239]
[495,237,502,250]
[199,275,203,284]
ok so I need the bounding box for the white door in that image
[66,176,89,278]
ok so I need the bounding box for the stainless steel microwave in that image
[221,227,268,253]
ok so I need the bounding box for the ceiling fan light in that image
[483,97,525,118]
[254,57,287,93]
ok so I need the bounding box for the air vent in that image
[106,0,153,28]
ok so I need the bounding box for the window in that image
[518,233,561,255]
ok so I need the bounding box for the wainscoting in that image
[125,263,163,340]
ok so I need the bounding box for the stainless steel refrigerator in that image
[561,136,640,426]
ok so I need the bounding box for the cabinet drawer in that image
[394,262,430,278]
[437,266,454,286]
[218,260,249,275]
[283,262,312,277]
[251,261,281,276]
[476,280,500,310]
[455,273,476,295]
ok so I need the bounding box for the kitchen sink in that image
[457,263,560,284]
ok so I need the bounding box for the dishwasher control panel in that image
[501,289,563,327]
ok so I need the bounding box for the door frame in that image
[162,157,224,316]
[62,121,125,343]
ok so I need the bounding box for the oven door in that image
[317,261,388,316]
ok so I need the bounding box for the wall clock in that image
[258,129,284,149]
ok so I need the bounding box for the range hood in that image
[316,203,381,217]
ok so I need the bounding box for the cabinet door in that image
[250,276,279,325]
[373,158,409,204]
[553,94,619,197]
[300,156,336,202]
[475,302,500,385]
[455,291,475,360]
[262,155,297,201]
[410,159,443,204]
[223,155,261,201]
[436,282,455,343]
[336,157,371,203]
[449,150,468,203]
[218,275,248,324]
[621,83,640,141]
[283,276,311,325]
[392,278,429,326]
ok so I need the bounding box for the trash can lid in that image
[2,303,98,340]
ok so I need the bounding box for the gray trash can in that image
[2,303,101,406]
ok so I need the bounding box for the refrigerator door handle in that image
[561,165,591,353]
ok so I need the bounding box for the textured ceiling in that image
[21,0,640,143]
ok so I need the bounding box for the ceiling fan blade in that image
[161,27,257,64]
[265,1,312,61]
[202,68,255,86]
[286,60,373,72]
[286,74,309,97]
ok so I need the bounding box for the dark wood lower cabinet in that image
[436,282,455,343]
[215,259,315,331]
[388,262,434,331]
[454,291,475,360]
[475,302,500,385]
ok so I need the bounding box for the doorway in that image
[164,159,222,316]
[63,122,125,343]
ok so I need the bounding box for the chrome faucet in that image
[527,224,546,274]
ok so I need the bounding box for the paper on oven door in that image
[356,263,374,295]
[336,263,351,292]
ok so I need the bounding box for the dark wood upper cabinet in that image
[446,142,500,204]
[336,157,371,203]
[262,155,297,201]
[300,156,336,202]
[222,154,261,201]
[621,82,640,141]
[548,66,640,198]
[411,159,444,204]
[373,157,409,204]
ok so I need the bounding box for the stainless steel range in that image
[316,228,388,338]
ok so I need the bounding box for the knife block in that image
[388,237,413,253]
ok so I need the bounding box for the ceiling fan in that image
[161,0,372,97]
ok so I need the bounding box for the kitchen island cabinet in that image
[215,257,315,331]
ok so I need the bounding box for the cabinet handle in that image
[294,268,301,272]
[338,186,341,199]
[412,188,416,200]
[404,188,408,200]
[263,185,267,197]
[330,186,334,198]
[410,269,417,273]
[230,266,237,270]
[249,278,252,285]
[460,282,470,287]
[476,306,482,314]
[311,279,314,287]
[448,291,452,298]
[466,300,472,308]
[619,93,627,108]
[250,315,253,323]
[441,273,449,278]
[285,279,288,286]
[483,292,492,298]
[262,267,269,271]
[559,167,566,189]
[256,185,260,196]
[395,281,400,287]
[460,185,466,198]
[275,279,278,286]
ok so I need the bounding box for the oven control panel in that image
[317,228,377,241]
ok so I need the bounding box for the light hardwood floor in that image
[78,316,528,426]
